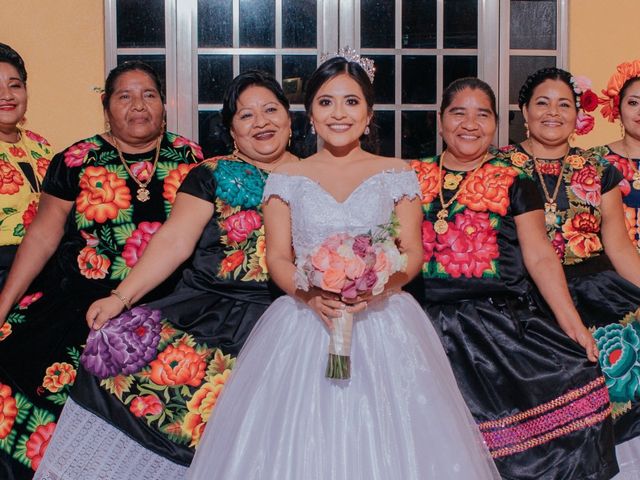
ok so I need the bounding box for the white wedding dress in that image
[187,170,499,480]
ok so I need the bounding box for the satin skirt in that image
[187,293,500,480]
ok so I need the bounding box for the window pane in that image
[443,56,477,89]
[509,55,556,104]
[240,56,275,76]
[198,110,231,158]
[370,55,395,105]
[373,111,395,157]
[282,55,317,105]
[198,0,233,47]
[402,56,437,104]
[402,0,436,48]
[117,0,165,48]
[443,0,478,48]
[361,0,395,48]
[510,0,557,50]
[198,55,233,103]
[402,111,437,159]
[508,110,527,145]
[283,0,317,48]
[116,55,167,98]
[291,111,316,158]
[239,0,275,47]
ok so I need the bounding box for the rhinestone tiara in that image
[319,46,375,83]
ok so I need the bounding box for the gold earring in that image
[105,120,111,133]
[620,122,626,139]
[524,122,529,139]
[233,140,240,157]
[288,131,292,148]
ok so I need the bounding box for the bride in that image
[187,51,499,479]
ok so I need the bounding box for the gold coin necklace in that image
[433,151,492,235]
[621,142,640,190]
[529,142,569,226]
[113,134,161,202]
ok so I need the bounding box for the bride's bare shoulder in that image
[369,155,412,173]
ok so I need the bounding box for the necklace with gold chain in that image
[112,134,162,202]
[620,140,640,190]
[433,150,492,235]
[528,142,570,226]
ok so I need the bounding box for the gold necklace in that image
[433,151,492,234]
[529,142,569,226]
[621,141,640,190]
[112,134,161,202]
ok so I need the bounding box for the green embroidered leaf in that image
[101,375,134,401]
[430,261,451,279]
[75,211,94,230]
[483,260,499,278]
[2,207,17,215]
[66,346,82,367]
[14,392,32,424]
[112,223,136,244]
[98,225,119,253]
[105,163,127,178]
[12,224,25,237]
[30,150,42,160]
[489,214,501,229]
[45,392,69,406]
[109,256,131,281]
[164,200,172,217]
[13,434,32,467]
[156,161,179,180]
[7,312,26,325]
[113,206,134,225]
[0,430,16,454]
[26,407,56,432]
[160,148,185,163]
[0,152,7,161]
[449,202,466,216]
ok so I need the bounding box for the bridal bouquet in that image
[295,217,407,379]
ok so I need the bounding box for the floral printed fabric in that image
[0,129,53,246]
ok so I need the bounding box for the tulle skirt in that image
[187,293,499,480]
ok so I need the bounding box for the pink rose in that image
[24,130,50,145]
[374,251,390,273]
[341,280,358,299]
[172,136,204,160]
[122,221,163,267]
[422,221,437,262]
[344,255,366,280]
[129,394,163,417]
[311,246,332,271]
[352,235,372,258]
[570,165,601,206]
[18,292,43,309]
[354,267,378,292]
[551,232,565,260]
[323,233,350,251]
[130,161,153,183]
[575,111,595,136]
[224,210,262,243]
[63,141,100,167]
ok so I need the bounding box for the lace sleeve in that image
[386,170,422,203]
[262,172,294,204]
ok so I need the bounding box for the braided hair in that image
[517,67,577,111]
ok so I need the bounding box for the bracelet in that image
[110,289,132,310]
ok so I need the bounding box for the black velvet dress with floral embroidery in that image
[0,132,202,479]
[510,144,640,446]
[68,158,280,468]
[406,153,617,480]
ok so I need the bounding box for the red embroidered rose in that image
[122,221,163,267]
[536,161,562,176]
[9,146,26,158]
[36,157,50,178]
[581,90,599,112]
[422,220,437,262]
[172,136,204,160]
[570,165,601,206]
[219,250,245,275]
[42,362,76,393]
[551,231,566,260]
[24,130,50,145]
[562,212,602,258]
[76,166,132,223]
[63,141,99,167]
[129,394,163,417]
[149,343,207,387]
[434,210,499,278]
[18,291,43,309]
[0,383,17,439]
[25,422,56,471]
[458,164,518,215]
[410,160,440,204]
[0,162,24,195]
[21,200,38,230]
[162,163,197,204]
[224,210,262,243]
[130,161,153,183]
[606,154,633,196]
[77,247,111,279]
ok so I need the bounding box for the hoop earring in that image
[364,125,370,135]
[310,124,316,135]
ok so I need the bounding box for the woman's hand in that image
[300,288,347,328]
[340,287,401,314]
[86,296,126,330]
[565,324,599,363]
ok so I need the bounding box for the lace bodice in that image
[262,169,420,262]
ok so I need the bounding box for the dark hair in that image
[221,70,290,132]
[518,67,577,110]
[0,43,27,83]
[102,61,165,109]
[440,77,498,119]
[619,76,640,119]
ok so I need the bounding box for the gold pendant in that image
[544,202,557,225]
[443,172,463,190]
[136,187,151,202]
[434,209,449,234]
[632,172,640,190]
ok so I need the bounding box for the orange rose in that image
[0,323,12,342]
[566,155,586,169]
[562,212,603,258]
[77,247,111,279]
[255,234,267,272]
[76,166,131,223]
[458,164,518,215]
[0,383,17,439]
[149,343,207,387]
[8,146,26,158]
[182,369,231,447]
[311,246,332,271]
[623,205,638,244]
[163,164,197,204]
[510,152,529,167]
[0,162,24,195]
[36,157,51,178]
[219,250,245,275]
[42,362,77,393]
[321,267,346,293]
[410,160,440,204]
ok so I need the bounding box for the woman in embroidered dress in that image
[34,70,298,479]
[0,43,53,290]
[592,60,640,254]
[407,77,617,480]
[186,53,500,480]
[504,67,640,478]
[0,61,202,479]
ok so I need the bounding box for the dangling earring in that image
[288,131,292,148]
[105,120,111,134]
[524,122,529,139]
[620,122,626,139]
[161,119,167,133]
[364,125,370,135]
[233,140,240,157]
[310,124,315,135]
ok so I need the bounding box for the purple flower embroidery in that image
[81,306,162,379]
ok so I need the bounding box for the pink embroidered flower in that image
[172,136,204,160]
[24,130,50,145]
[18,292,43,309]
[575,111,595,136]
[63,141,100,167]
[224,210,262,243]
[422,220,437,262]
[122,221,163,267]
[25,422,56,471]
[551,232,565,260]
[570,165,601,206]
[129,161,153,183]
[129,394,163,417]
[21,200,38,230]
